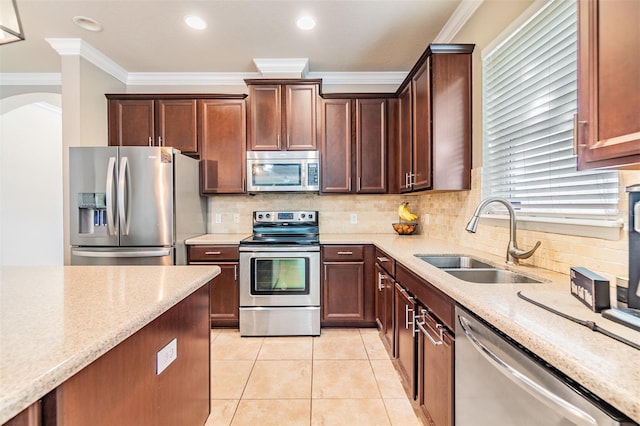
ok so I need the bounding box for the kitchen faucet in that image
[465,197,541,265]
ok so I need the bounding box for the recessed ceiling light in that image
[296,15,316,31]
[73,16,103,32]
[184,15,207,30]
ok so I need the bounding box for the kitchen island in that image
[189,232,640,423]
[0,265,220,425]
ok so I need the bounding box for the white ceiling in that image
[0,0,472,83]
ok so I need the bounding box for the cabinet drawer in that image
[375,248,395,277]
[322,245,364,261]
[188,245,239,262]
[396,263,454,331]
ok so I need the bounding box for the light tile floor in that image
[205,328,424,426]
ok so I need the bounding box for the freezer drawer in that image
[70,247,174,265]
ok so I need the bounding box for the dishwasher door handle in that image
[457,315,598,426]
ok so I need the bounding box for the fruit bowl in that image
[392,222,418,235]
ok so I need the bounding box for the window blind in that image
[482,0,619,221]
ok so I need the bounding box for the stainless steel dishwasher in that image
[455,305,635,426]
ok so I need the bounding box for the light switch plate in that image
[157,338,177,375]
[350,213,357,224]
[215,213,222,224]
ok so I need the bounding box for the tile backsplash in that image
[207,168,640,282]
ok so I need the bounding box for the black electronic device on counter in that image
[570,267,610,312]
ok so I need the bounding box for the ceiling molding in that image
[0,73,61,86]
[253,58,309,78]
[434,0,484,42]
[306,71,407,86]
[126,72,260,86]
[46,38,128,83]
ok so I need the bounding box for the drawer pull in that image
[204,251,222,255]
[376,256,389,262]
[337,251,353,255]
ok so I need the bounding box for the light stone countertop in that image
[186,233,251,245]
[188,232,639,422]
[0,265,220,424]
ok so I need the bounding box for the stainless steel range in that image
[239,211,320,336]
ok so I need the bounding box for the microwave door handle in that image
[105,156,117,235]
[634,201,640,233]
[457,315,598,426]
[118,156,131,235]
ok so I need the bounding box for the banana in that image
[398,202,418,222]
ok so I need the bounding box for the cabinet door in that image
[157,99,198,155]
[285,84,318,150]
[418,309,454,426]
[412,59,432,191]
[577,0,640,169]
[199,99,246,194]
[375,263,395,355]
[322,262,365,322]
[108,99,155,147]
[210,263,239,327]
[248,84,282,150]
[320,98,353,193]
[398,85,413,193]
[356,98,387,193]
[395,283,417,399]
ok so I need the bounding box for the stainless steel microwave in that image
[246,151,320,192]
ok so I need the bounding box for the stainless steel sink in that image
[414,255,493,269]
[445,269,541,284]
[414,254,541,284]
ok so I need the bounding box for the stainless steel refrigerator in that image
[70,146,206,265]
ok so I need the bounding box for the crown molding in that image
[434,0,484,42]
[253,58,309,78]
[126,72,261,86]
[0,73,61,85]
[306,71,407,86]
[45,38,128,83]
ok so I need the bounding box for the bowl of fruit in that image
[393,202,419,235]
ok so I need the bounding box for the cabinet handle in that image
[357,177,361,191]
[205,251,222,255]
[148,136,152,147]
[277,134,281,149]
[337,251,353,255]
[405,172,410,188]
[158,136,163,147]
[376,256,389,262]
[287,134,290,148]
[234,264,238,281]
[573,114,587,155]
[348,178,352,192]
[377,272,387,291]
[417,319,444,347]
[405,303,415,332]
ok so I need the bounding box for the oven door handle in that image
[457,315,597,426]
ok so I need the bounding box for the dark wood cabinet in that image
[246,80,319,151]
[577,0,640,169]
[394,44,474,193]
[188,245,240,327]
[375,248,395,355]
[198,98,247,194]
[321,244,375,327]
[417,307,454,426]
[107,97,198,155]
[394,282,417,399]
[320,97,388,193]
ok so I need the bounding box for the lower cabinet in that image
[375,262,395,355]
[188,245,239,328]
[394,282,417,399]
[417,305,454,426]
[321,244,376,327]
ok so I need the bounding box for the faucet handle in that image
[510,241,541,260]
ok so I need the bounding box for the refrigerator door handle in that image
[72,249,172,258]
[118,156,132,235]
[105,156,117,236]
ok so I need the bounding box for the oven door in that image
[239,246,320,307]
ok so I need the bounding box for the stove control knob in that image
[257,213,263,220]
[265,213,271,219]
[300,213,306,219]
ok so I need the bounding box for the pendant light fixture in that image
[0,0,25,45]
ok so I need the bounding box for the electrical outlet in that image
[350,213,358,224]
[215,213,222,224]
[233,213,240,223]
[156,338,177,375]
[423,214,430,225]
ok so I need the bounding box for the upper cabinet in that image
[394,44,474,193]
[246,79,320,151]
[107,96,198,156]
[320,96,388,193]
[576,0,640,170]
[199,98,247,194]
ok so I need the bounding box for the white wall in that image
[0,93,63,266]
